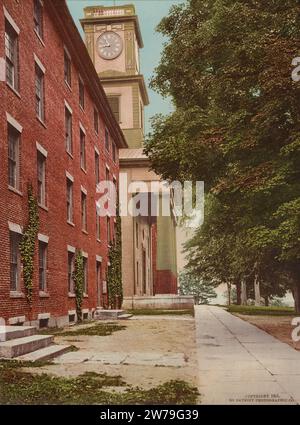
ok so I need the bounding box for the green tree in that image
[145,0,300,310]
[179,270,217,305]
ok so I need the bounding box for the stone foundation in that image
[122,295,194,310]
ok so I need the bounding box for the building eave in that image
[100,74,150,106]
[46,0,128,149]
[80,14,144,48]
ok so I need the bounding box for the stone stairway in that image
[0,326,71,361]
[94,308,133,320]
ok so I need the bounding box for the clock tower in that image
[81,5,178,303]
[81,4,149,148]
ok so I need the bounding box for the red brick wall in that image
[0,1,119,322]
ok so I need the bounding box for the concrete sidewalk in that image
[195,305,300,404]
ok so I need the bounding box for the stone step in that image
[0,334,54,358]
[95,309,126,320]
[0,326,36,342]
[117,314,133,320]
[16,344,71,362]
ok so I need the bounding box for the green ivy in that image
[73,250,84,322]
[107,208,123,309]
[20,184,39,304]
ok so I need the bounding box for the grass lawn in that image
[228,305,295,316]
[40,322,127,337]
[0,360,199,405]
[127,309,194,316]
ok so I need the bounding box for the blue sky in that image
[67,0,185,133]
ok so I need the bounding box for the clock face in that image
[97,31,123,60]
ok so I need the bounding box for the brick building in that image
[0,0,127,327]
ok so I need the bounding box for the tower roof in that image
[81,4,144,48]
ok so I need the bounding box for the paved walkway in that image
[195,305,300,404]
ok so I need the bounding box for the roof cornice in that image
[100,74,150,106]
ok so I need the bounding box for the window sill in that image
[6,83,21,99]
[79,105,85,113]
[39,291,49,298]
[34,29,45,46]
[10,291,25,299]
[38,203,48,212]
[67,220,75,227]
[97,239,101,244]
[36,116,46,128]
[81,167,87,174]
[82,229,88,235]
[68,293,76,298]
[8,186,23,197]
[66,150,74,159]
[83,293,88,298]
[64,81,72,91]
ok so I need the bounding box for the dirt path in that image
[26,316,198,390]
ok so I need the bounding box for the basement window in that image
[39,318,49,329]
[69,314,75,324]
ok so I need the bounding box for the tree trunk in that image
[236,282,241,305]
[264,296,269,307]
[254,274,261,306]
[226,283,231,306]
[293,284,300,314]
[241,280,247,305]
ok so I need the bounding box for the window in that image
[8,124,20,190]
[37,151,46,206]
[94,108,99,134]
[80,129,86,170]
[112,142,117,163]
[10,231,21,291]
[95,150,100,185]
[38,241,47,291]
[68,251,75,293]
[5,19,19,91]
[107,96,120,123]
[136,261,139,288]
[65,107,72,154]
[96,261,102,300]
[107,216,111,244]
[35,64,45,122]
[105,128,110,152]
[83,257,88,294]
[64,50,71,87]
[96,210,100,241]
[81,191,87,231]
[34,0,43,39]
[66,178,73,223]
[136,222,139,248]
[79,77,84,109]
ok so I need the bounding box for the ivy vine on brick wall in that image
[73,250,84,322]
[20,184,39,304]
[107,208,123,309]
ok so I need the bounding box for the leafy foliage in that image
[146,0,300,310]
[107,209,123,309]
[179,270,217,304]
[19,185,39,304]
[73,250,84,322]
